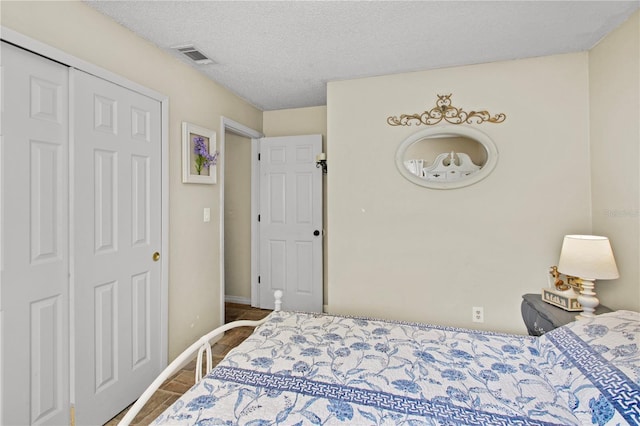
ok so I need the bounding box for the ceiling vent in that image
[173,45,214,65]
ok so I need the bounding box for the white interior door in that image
[73,70,163,425]
[0,42,70,426]
[258,135,323,312]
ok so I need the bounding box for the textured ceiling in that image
[85,1,639,111]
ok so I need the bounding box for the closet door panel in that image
[73,69,163,426]
[0,41,70,426]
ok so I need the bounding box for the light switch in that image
[203,207,211,222]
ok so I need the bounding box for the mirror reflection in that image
[403,135,487,182]
[395,126,498,189]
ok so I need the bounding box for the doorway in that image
[224,132,252,306]
[219,118,324,323]
[219,117,262,324]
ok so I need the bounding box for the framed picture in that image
[182,122,218,184]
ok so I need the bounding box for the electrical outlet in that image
[203,207,211,223]
[472,306,484,323]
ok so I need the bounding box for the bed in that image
[120,298,639,425]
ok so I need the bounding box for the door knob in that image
[313,230,320,236]
[153,252,160,261]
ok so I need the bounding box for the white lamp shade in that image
[557,235,619,280]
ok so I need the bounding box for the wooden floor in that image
[105,303,271,425]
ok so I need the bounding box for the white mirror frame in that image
[395,125,498,189]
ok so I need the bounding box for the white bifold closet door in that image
[72,69,163,425]
[1,41,71,426]
[1,42,163,425]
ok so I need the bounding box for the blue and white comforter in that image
[154,310,640,425]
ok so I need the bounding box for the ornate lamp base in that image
[576,279,599,320]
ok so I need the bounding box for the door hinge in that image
[258,275,261,284]
[258,214,261,222]
[258,153,261,161]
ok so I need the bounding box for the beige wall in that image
[263,106,328,138]
[224,133,253,300]
[589,11,640,311]
[1,0,263,359]
[263,107,329,305]
[327,53,592,334]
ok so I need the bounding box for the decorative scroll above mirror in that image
[387,94,506,126]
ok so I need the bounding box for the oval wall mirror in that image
[395,126,498,189]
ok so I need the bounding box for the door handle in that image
[153,252,160,262]
[313,230,320,236]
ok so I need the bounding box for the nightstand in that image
[521,293,612,336]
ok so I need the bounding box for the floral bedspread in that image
[154,310,639,425]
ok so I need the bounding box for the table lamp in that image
[557,235,619,319]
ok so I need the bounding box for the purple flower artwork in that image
[192,135,218,175]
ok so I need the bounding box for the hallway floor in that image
[105,303,271,425]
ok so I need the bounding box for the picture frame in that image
[182,122,218,184]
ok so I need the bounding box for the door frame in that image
[0,26,170,405]
[218,117,263,324]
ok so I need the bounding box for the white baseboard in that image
[225,295,251,305]
[323,304,329,313]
